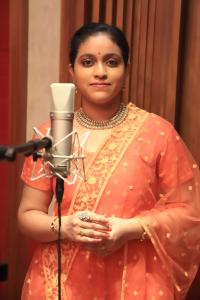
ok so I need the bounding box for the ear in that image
[68,64,75,80]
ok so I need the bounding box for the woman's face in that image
[69,33,127,107]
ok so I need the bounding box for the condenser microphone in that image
[49,83,75,178]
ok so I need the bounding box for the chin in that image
[88,98,116,106]
[85,93,120,105]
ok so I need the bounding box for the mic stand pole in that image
[55,176,64,300]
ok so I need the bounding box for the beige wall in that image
[27,0,61,138]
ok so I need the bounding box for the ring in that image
[78,212,91,222]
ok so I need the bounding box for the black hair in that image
[69,22,129,68]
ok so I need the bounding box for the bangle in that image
[140,230,148,241]
[50,217,59,234]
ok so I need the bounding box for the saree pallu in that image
[21,104,200,300]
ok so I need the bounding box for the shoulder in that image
[32,120,50,138]
[148,112,173,130]
[127,103,183,155]
[128,102,174,135]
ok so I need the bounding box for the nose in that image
[94,62,107,79]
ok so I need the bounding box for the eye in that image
[81,58,94,67]
[106,58,119,67]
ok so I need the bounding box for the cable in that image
[55,177,64,300]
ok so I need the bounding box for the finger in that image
[79,228,109,239]
[80,222,111,232]
[76,211,109,226]
[90,214,109,224]
[78,236,103,243]
[80,211,109,223]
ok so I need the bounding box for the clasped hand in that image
[62,211,130,256]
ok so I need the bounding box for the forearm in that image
[18,210,59,243]
[122,218,148,242]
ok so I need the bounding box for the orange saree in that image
[21,104,200,300]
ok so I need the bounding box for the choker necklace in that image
[75,103,128,129]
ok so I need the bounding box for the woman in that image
[18,23,200,300]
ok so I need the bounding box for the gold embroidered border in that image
[121,244,128,300]
[42,104,149,299]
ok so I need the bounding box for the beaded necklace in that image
[75,103,128,129]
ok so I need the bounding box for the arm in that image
[18,184,111,243]
[85,123,197,259]
[18,185,57,242]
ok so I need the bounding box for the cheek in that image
[112,72,126,86]
[73,75,84,88]
[73,69,91,85]
[74,74,89,93]
[111,67,126,79]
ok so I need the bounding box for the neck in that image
[75,102,128,130]
[81,99,121,121]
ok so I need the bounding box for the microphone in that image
[0,145,8,160]
[47,84,75,300]
[30,82,87,184]
[49,83,75,178]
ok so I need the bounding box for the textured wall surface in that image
[27,0,61,138]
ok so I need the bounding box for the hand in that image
[85,217,143,256]
[61,210,111,244]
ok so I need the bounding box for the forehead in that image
[77,33,122,56]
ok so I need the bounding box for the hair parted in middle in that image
[69,22,129,68]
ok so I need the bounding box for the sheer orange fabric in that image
[20,104,200,300]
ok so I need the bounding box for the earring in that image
[80,94,83,107]
[74,86,82,108]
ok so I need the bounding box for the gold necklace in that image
[75,103,128,129]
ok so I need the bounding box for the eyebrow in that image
[78,53,122,59]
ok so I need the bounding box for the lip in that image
[90,82,111,87]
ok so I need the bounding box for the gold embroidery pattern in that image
[42,244,69,299]
[71,105,148,215]
[121,244,128,300]
[42,104,149,299]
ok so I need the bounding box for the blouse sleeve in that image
[21,154,53,192]
[136,124,200,298]
[21,121,53,192]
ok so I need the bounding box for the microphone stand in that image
[0,139,52,290]
[1,127,87,299]
[1,138,52,161]
[0,145,8,160]
[1,138,68,299]
[1,139,64,299]
[55,177,64,300]
[30,128,88,300]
